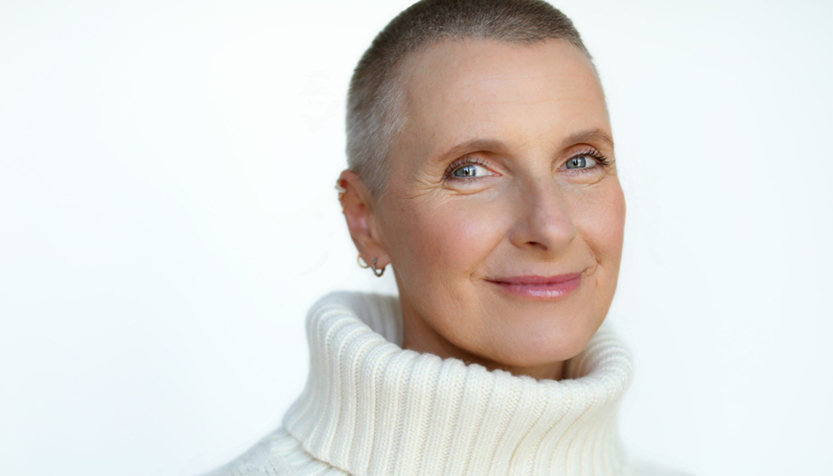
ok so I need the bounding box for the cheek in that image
[395,198,504,281]
[573,181,626,268]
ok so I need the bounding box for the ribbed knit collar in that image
[282,291,636,476]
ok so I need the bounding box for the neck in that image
[400,296,566,380]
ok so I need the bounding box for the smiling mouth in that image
[485,272,583,300]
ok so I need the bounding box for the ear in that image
[337,169,391,269]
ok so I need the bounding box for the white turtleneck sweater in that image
[200,291,690,476]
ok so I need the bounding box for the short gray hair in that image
[346,0,596,202]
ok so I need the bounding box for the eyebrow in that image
[561,127,615,150]
[433,127,614,163]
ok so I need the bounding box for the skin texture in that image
[338,38,626,381]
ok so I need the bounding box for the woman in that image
[202,0,688,475]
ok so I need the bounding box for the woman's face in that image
[344,38,625,378]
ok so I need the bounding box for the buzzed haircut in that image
[346,0,598,202]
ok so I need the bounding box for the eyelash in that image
[443,148,614,182]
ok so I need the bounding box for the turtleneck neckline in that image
[281,290,636,476]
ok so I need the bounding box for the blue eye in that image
[445,156,492,181]
[565,155,597,170]
[564,150,612,173]
[452,163,489,178]
[444,150,613,183]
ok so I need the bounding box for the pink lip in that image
[486,272,582,300]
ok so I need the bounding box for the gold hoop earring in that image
[357,253,370,269]
[370,257,385,277]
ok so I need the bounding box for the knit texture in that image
[200,290,682,476]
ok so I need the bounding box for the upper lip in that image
[487,272,583,285]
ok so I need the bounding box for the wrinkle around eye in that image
[442,176,503,196]
[397,173,452,202]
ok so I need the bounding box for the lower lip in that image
[487,275,581,300]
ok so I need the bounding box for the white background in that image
[1,0,831,475]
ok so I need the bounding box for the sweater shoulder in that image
[196,427,347,476]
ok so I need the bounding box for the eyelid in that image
[562,146,612,170]
[444,155,499,180]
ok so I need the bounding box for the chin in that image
[485,313,601,368]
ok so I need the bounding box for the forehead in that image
[394,38,610,161]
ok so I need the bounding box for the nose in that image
[508,175,577,256]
